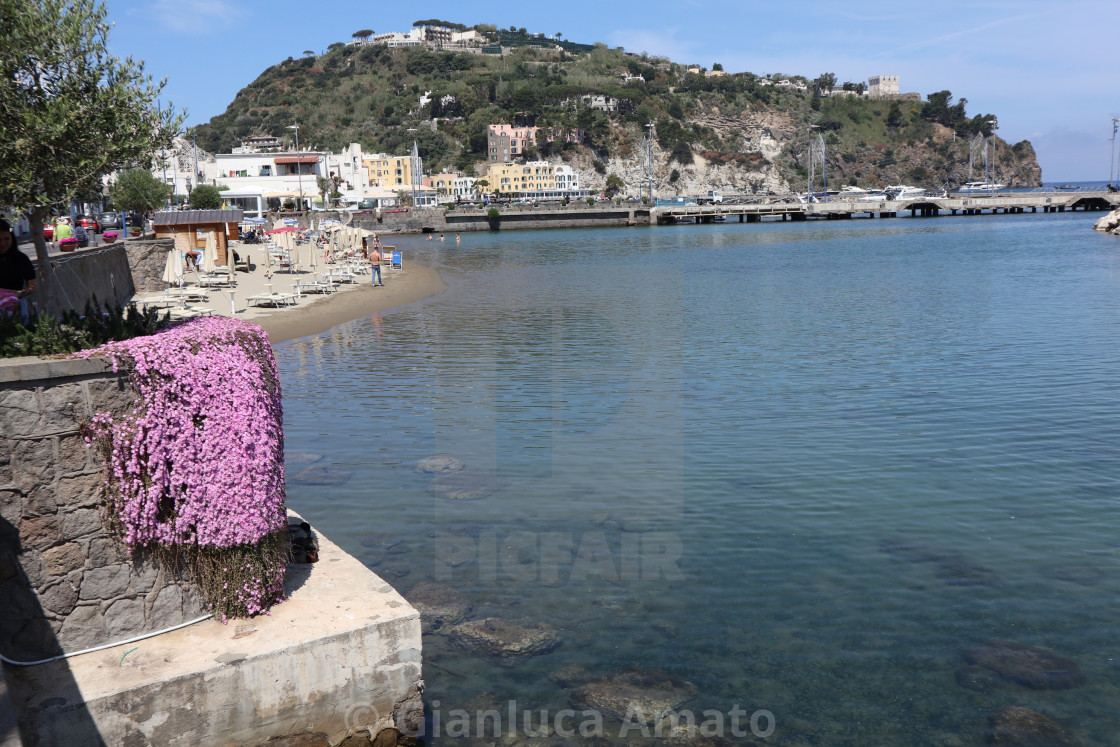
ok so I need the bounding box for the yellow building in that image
[362,154,414,188]
[482,161,557,194]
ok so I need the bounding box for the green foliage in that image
[671,141,694,165]
[604,174,624,197]
[669,168,680,183]
[0,301,172,359]
[592,160,606,175]
[109,169,170,214]
[0,0,183,310]
[189,184,222,209]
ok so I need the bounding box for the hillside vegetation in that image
[192,27,1041,195]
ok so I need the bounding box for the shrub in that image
[79,318,287,621]
[0,301,171,359]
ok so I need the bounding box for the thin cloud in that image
[147,0,241,34]
[871,9,1050,58]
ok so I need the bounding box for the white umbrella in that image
[202,232,218,273]
[162,248,183,287]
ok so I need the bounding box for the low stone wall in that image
[31,244,136,315]
[121,237,177,295]
[0,356,204,663]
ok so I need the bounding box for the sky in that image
[103,0,1114,182]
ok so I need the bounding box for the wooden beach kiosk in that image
[152,209,244,266]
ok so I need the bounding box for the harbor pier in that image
[652,191,1120,225]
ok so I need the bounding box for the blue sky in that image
[104,0,1113,181]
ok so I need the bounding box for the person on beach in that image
[455,233,460,243]
[370,243,383,286]
[0,219,37,322]
[361,236,368,259]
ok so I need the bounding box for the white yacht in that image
[885,185,928,200]
[959,181,1005,193]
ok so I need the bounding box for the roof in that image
[152,209,244,226]
[273,156,320,164]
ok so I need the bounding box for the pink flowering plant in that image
[79,317,287,619]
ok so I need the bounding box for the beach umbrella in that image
[202,232,218,273]
[162,248,183,288]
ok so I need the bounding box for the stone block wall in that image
[122,238,178,295]
[0,356,204,663]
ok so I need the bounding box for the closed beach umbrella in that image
[162,248,183,287]
[203,231,218,273]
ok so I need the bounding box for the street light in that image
[288,125,303,211]
[1110,118,1119,190]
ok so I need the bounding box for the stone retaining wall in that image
[0,356,204,662]
[122,238,178,295]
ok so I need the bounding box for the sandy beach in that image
[133,245,446,346]
[249,262,446,345]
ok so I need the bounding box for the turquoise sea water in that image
[276,212,1120,744]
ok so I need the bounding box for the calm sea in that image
[277,211,1120,745]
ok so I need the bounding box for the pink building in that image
[487,124,539,162]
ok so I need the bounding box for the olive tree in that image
[0,0,184,312]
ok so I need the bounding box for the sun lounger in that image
[246,292,298,308]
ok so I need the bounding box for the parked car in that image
[98,211,123,232]
[43,222,54,241]
[78,215,101,233]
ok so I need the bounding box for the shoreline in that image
[250,262,446,345]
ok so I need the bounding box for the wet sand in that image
[250,263,446,345]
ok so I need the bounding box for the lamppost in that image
[288,125,304,211]
[1110,118,1119,189]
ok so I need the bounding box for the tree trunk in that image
[27,209,62,316]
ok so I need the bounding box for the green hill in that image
[191,27,1041,194]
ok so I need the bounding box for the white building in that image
[868,75,900,99]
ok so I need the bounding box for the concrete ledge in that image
[4,519,423,745]
[0,355,114,385]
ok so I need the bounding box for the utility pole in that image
[288,125,303,210]
[411,141,422,206]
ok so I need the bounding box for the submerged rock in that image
[415,455,465,474]
[933,555,999,586]
[287,465,354,486]
[955,665,1010,694]
[569,668,697,725]
[964,641,1086,690]
[448,617,561,660]
[405,582,473,633]
[880,536,999,586]
[549,664,592,688]
[430,471,508,500]
[987,706,1079,746]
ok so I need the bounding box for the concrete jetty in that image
[4,518,422,745]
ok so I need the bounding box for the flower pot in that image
[129,228,142,237]
[101,236,116,245]
[59,241,78,253]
